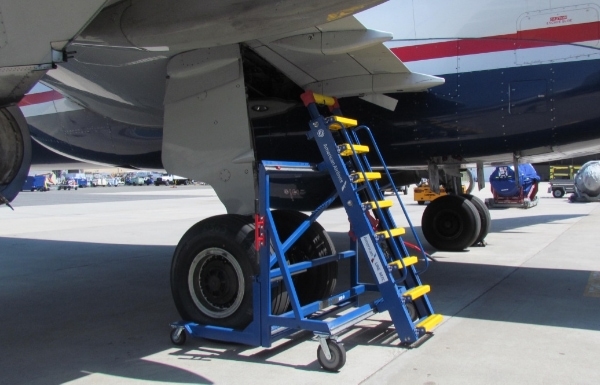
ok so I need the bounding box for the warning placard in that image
[360,235,388,284]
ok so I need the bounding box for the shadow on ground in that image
[0,229,596,384]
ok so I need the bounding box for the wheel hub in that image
[200,258,239,306]
[188,247,245,318]
[435,211,462,238]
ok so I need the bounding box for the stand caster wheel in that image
[406,302,419,322]
[317,339,346,372]
[170,327,187,346]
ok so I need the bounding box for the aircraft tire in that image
[421,195,481,251]
[270,210,337,306]
[171,214,288,329]
[461,194,491,245]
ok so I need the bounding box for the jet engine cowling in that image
[574,161,600,197]
[0,106,31,204]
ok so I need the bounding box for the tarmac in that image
[0,182,598,384]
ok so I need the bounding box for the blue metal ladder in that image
[298,91,442,345]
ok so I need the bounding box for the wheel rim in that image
[432,209,463,240]
[188,247,245,318]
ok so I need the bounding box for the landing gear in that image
[170,211,337,329]
[171,214,258,329]
[317,338,346,372]
[421,195,481,251]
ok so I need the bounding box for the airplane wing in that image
[0,0,109,106]
[248,15,444,103]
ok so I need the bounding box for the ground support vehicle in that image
[56,179,78,191]
[106,177,122,187]
[170,92,441,372]
[154,175,171,186]
[413,184,450,205]
[485,164,540,209]
[22,176,49,191]
[173,176,193,185]
[76,178,90,188]
[91,178,108,187]
[130,177,145,186]
[548,180,575,198]
[155,174,192,186]
[548,165,580,198]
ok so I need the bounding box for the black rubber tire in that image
[170,328,186,346]
[271,210,337,306]
[171,214,289,329]
[317,340,346,372]
[461,194,491,245]
[171,214,259,329]
[553,188,565,198]
[422,195,481,251]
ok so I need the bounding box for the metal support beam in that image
[477,161,485,191]
[513,153,521,188]
[427,160,440,194]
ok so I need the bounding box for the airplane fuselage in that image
[21,0,600,171]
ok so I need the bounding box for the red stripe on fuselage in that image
[391,21,600,62]
[18,90,64,107]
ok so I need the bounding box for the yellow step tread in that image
[352,172,381,183]
[402,284,430,300]
[416,314,443,332]
[375,228,405,238]
[312,93,336,106]
[339,144,369,156]
[328,116,358,130]
[364,200,393,210]
[388,256,418,269]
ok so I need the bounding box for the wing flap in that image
[248,16,444,99]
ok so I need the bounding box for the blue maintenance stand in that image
[170,91,442,371]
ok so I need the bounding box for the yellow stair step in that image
[351,172,381,183]
[363,200,393,210]
[375,227,405,238]
[329,116,358,130]
[402,284,430,300]
[312,93,336,107]
[388,256,418,269]
[339,144,369,156]
[415,314,443,333]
